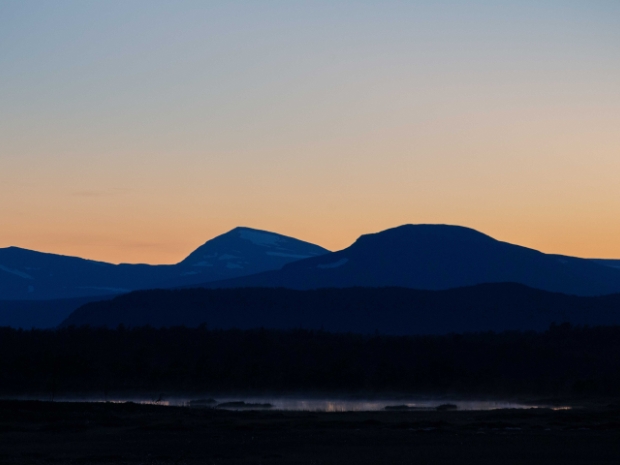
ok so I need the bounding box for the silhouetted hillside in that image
[61,284,620,334]
[0,227,328,301]
[200,225,620,296]
[0,295,113,329]
[7,224,620,329]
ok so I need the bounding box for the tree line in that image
[1,323,619,398]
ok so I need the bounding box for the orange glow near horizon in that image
[1,2,619,264]
[2,102,620,264]
[2,220,620,265]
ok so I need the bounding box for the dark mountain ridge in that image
[0,246,174,300]
[0,295,114,329]
[6,223,620,330]
[0,227,329,300]
[61,283,620,334]
[200,224,620,296]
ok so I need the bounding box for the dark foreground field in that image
[2,400,620,464]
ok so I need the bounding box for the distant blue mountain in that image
[167,227,329,287]
[0,247,174,301]
[592,259,620,270]
[5,223,620,329]
[0,295,114,329]
[0,227,329,301]
[201,224,620,296]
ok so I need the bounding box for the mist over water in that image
[4,395,565,412]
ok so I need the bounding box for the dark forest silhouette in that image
[62,284,620,333]
[2,324,619,398]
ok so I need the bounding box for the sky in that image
[1,0,619,264]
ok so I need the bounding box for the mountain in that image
[168,227,329,287]
[592,259,620,270]
[0,247,173,300]
[200,224,620,296]
[0,295,114,329]
[0,227,329,301]
[60,284,620,334]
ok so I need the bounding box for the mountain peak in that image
[0,228,329,301]
[204,223,620,296]
[352,224,496,248]
[178,226,329,273]
[224,226,289,247]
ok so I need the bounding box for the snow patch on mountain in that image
[266,252,313,259]
[238,229,282,247]
[0,265,34,280]
[77,286,131,293]
[317,258,349,269]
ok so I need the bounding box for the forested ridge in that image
[1,324,620,397]
[61,285,620,333]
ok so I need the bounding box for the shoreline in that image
[1,399,620,464]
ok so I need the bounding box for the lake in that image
[4,395,568,411]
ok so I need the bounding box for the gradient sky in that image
[1,1,619,264]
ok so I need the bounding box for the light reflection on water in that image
[7,396,567,411]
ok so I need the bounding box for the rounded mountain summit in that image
[171,226,330,286]
[202,224,620,296]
